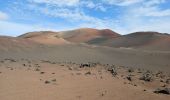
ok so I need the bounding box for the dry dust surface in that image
[0,59,170,100]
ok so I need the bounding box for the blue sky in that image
[0,0,170,36]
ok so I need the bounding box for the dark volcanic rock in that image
[45,80,50,84]
[40,72,45,74]
[128,68,134,73]
[126,76,132,81]
[166,79,170,84]
[154,88,170,95]
[139,71,153,82]
[79,62,97,68]
[108,67,117,76]
[85,71,91,75]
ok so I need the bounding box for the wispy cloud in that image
[115,0,170,33]
[0,11,9,20]
[131,6,170,17]
[26,0,111,28]
[28,0,80,7]
[0,0,170,36]
[102,0,144,6]
[144,0,166,6]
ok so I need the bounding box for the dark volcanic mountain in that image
[95,32,170,51]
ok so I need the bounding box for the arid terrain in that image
[0,28,170,100]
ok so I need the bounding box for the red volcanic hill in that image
[19,31,70,45]
[58,28,120,43]
[19,28,120,45]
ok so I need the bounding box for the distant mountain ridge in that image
[96,31,170,50]
[0,28,170,71]
[1,28,169,51]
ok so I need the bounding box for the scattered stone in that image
[128,68,134,73]
[126,76,132,81]
[166,79,170,84]
[108,67,117,76]
[160,80,164,82]
[137,68,142,73]
[100,91,107,97]
[35,64,39,66]
[101,93,104,96]
[100,76,103,79]
[0,61,4,63]
[40,72,45,74]
[45,80,50,84]
[68,67,72,70]
[35,68,40,71]
[76,96,82,99]
[28,61,31,64]
[85,71,91,75]
[161,84,166,87]
[155,71,165,78]
[4,58,16,62]
[27,68,31,70]
[76,73,81,75]
[80,63,90,68]
[51,79,56,82]
[154,88,170,95]
[51,62,56,64]
[121,75,124,77]
[139,71,153,82]
[80,62,97,68]
[134,84,137,86]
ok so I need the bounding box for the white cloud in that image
[102,0,144,6]
[144,0,165,6]
[81,1,95,8]
[38,7,110,28]
[145,8,170,17]
[0,11,9,20]
[26,0,110,27]
[80,1,106,12]
[130,6,170,17]
[113,0,170,34]
[28,0,79,7]
[2,0,170,36]
[121,0,169,17]
[124,18,170,34]
[94,4,106,12]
